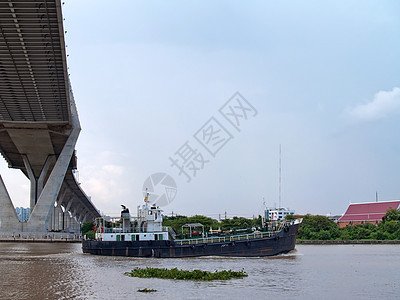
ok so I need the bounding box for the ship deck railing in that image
[173,220,303,245]
[174,230,277,245]
[98,226,172,234]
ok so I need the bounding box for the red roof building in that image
[337,200,400,228]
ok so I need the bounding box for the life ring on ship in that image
[231,241,235,246]
[166,240,171,246]
[191,244,195,249]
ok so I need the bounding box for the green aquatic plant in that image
[125,267,248,281]
[137,288,157,293]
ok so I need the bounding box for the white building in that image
[265,207,295,221]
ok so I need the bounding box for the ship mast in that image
[279,144,282,210]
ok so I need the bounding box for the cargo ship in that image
[82,201,301,258]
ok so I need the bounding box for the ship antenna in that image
[279,144,282,210]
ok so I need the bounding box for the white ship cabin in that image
[94,203,169,242]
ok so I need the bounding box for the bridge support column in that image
[57,188,67,208]
[27,127,80,232]
[37,156,54,197]
[27,90,81,233]
[22,156,37,213]
[63,212,69,232]
[61,210,68,231]
[70,213,80,234]
[50,205,58,231]
[51,205,63,231]
[57,205,63,231]
[23,155,55,213]
[70,215,79,233]
[0,175,21,232]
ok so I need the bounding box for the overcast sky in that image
[1,0,399,218]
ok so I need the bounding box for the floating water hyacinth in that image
[125,267,248,281]
[137,288,157,293]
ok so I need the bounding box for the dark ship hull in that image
[82,222,300,258]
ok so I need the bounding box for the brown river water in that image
[0,243,398,299]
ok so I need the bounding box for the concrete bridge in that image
[0,0,100,234]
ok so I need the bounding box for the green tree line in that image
[298,208,400,240]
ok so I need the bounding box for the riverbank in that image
[0,233,81,243]
[0,238,81,243]
[297,240,400,245]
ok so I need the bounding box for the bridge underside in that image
[0,0,100,233]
